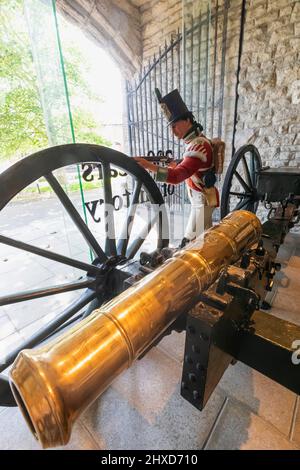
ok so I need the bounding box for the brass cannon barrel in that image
[9,210,261,448]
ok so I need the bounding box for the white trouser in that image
[184,187,215,240]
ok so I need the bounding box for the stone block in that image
[205,398,299,450]
[81,347,226,449]
[0,407,99,450]
[218,362,297,437]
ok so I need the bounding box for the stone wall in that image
[236,0,300,169]
[138,0,300,172]
[140,0,182,61]
[57,0,299,170]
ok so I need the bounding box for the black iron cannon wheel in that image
[0,143,169,406]
[220,144,262,218]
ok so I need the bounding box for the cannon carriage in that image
[0,143,300,447]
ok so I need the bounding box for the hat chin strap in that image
[183,120,204,140]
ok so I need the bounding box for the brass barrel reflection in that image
[10,210,261,448]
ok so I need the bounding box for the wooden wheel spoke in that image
[221,144,262,218]
[241,156,253,189]
[0,277,95,307]
[0,289,96,373]
[117,180,142,256]
[45,172,107,263]
[229,191,252,198]
[0,234,102,275]
[234,197,251,211]
[127,212,159,259]
[0,143,169,368]
[102,162,117,257]
[234,171,252,193]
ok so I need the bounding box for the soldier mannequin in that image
[135,88,219,247]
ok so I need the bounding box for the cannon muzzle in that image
[9,210,261,448]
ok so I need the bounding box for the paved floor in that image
[0,196,300,450]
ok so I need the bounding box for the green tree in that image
[0,0,110,163]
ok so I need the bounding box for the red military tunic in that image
[155,128,219,206]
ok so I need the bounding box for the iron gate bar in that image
[139,72,146,156]
[211,1,219,136]
[126,2,232,215]
[183,21,186,102]
[126,80,134,158]
[0,277,95,306]
[165,41,169,151]
[232,0,247,158]
[190,15,194,111]
[170,37,175,156]
[144,66,150,153]
[127,9,225,95]
[135,79,141,156]
[0,234,102,275]
[148,59,155,152]
[154,54,159,154]
[204,6,210,132]
[218,0,229,138]
[131,83,137,157]
[177,28,181,100]
[159,46,164,151]
[197,11,203,126]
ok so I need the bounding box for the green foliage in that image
[0,0,110,162]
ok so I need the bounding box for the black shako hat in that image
[155,88,193,125]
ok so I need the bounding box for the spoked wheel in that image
[0,143,169,406]
[221,144,262,218]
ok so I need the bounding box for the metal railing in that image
[126,1,232,212]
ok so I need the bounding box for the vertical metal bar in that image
[148,60,155,151]
[232,0,247,158]
[159,46,164,152]
[154,54,159,154]
[125,81,133,156]
[197,11,203,124]
[135,79,141,155]
[130,85,137,156]
[139,71,145,156]
[171,36,175,156]
[144,66,150,154]
[165,41,169,151]
[211,1,219,137]
[182,21,186,102]
[218,0,229,138]
[177,29,181,159]
[190,15,194,112]
[178,29,181,95]
[204,6,210,132]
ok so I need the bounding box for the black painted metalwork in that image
[231,0,247,158]
[221,144,262,218]
[181,202,300,410]
[126,3,231,213]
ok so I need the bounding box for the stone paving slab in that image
[218,362,297,437]
[0,407,99,450]
[81,346,226,450]
[156,331,186,364]
[290,397,300,447]
[205,398,299,450]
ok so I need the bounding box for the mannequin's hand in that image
[133,157,158,173]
